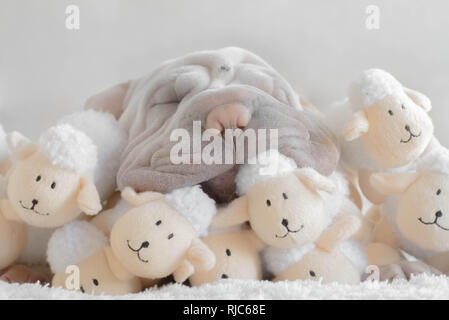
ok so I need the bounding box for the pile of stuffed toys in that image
[0,47,448,295]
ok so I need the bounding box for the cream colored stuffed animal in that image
[189,229,264,286]
[49,221,142,296]
[330,69,435,204]
[213,150,361,251]
[366,169,449,278]
[0,110,125,275]
[50,185,216,295]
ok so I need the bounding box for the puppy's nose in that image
[405,125,410,131]
[436,210,443,218]
[32,199,38,205]
[281,219,289,227]
[141,241,149,248]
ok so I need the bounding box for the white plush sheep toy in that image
[212,150,366,284]
[329,68,438,204]
[0,110,126,276]
[48,184,217,295]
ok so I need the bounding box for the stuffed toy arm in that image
[316,213,361,253]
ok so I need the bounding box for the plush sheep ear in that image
[121,187,164,207]
[104,247,135,281]
[370,172,420,195]
[186,238,216,273]
[212,196,249,228]
[343,110,369,141]
[77,175,102,215]
[404,87,432,112]
[294,168,336,194]
[7,131,38,160]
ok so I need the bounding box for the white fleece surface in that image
[1,274,449,300]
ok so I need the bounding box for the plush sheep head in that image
[343,69,434,168]
[5,129,101,228]
[274,247,361,284]
[213,151,336,248]
[189,229,264,286]
[52,248,142,296]
[371,171,449,252]
[109,187,216,282]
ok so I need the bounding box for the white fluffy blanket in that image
[2,275,448,300]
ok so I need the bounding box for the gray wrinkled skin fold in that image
[116,47,339,202]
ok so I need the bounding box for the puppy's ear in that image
[104,247,135,281]
[295,168,336,194]
[7,131,38,160]
[212,196,249,228]
[77,175,102,215]
[186,238,216,273]
[343,110,369,141]
[404,87,432,112]
[121,187,164,207]
[370,172,420,195]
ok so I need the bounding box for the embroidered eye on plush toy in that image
[330,69,436,204]
[366,169,449,276]
[188,229,265,286]
[1,110,125,228]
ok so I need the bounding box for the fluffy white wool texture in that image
[235,149,298,195]
[262,243,316,276]
[165,185,216,236]
[348,68,405,110]
[3,274,447,299]
[339,240,367,275]
[47,221,108,273]
[58,110,126,200]
[38,124,98,175]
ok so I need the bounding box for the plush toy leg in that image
[173,259,194,283]
[425,251,449,274]
[398,260,442,279]
[365,242,402,267]
[358,170,388,205]
[0,264,51,285]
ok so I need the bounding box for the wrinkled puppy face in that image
[52,250,142,296]
[110,200,196,279]
[362,95,433,168]
[189,231,262,286]
[7,151,82,228]
[247,174,327,248]
[396,172,449,251]
[275,249,360,284]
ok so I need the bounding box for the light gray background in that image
[1,0,448,144]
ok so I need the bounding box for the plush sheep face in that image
[52,249,142,296]
[274,248,360,284]
[396,172,449,251]
[189,231,262,286]
[110,200,196,279]
[361,95,433,168]
[7,152,84,228]
[247,174,327,248]
[0,211,27,269]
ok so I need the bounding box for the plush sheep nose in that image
[281,219,289,227]
[436,211,443,218]
[32,199,38,205]
[405,125,410,131]
[141,241,149,248]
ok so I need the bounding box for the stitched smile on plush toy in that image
[275,219,304,238]
[400,125,421,144]
[19,200,50,216]
[127,240,149,263]
[418,211,449,231]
